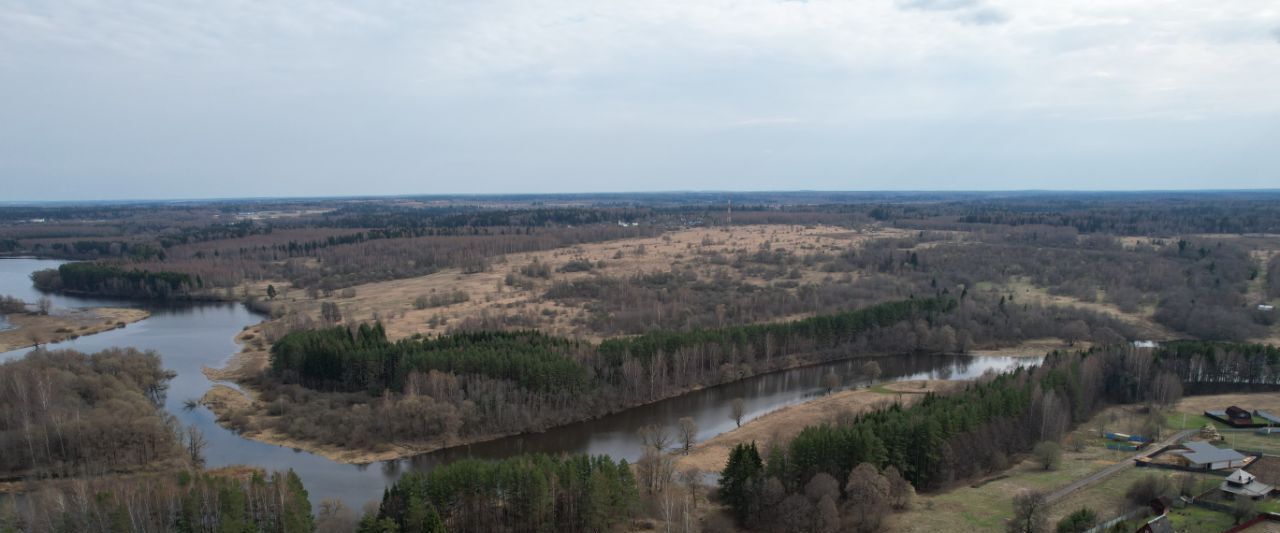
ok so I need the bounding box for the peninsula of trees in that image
[248,298,955,455]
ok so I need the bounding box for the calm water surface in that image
[0,257,1041,507]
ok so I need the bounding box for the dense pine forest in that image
[9,192,1280,303]
[31,262,197,300]
[271,297,952,395]
[271,326,588,394]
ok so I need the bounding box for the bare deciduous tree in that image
[884,465,915,510]
[1234,495,1258,524]
[1038,390,1068,441]
[679,468,702,512]
[1008,491,1048,533]
[316,498,357,533]
[861,361,882,384]
[1032,441,1062,471]
[804,472,840,503]
[1151,371,1183,408]
[821,371,841,393]
[320,301,342,324]
[185,425,207,468]
[637,446,675,495]
[639,423,673,453]
[677,417,698,454]
[844,463,890,533]
[816,494,841,533]
[730,398,746,428]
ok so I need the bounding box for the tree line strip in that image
[268,297,955,397]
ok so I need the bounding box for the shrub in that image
[558,259,593,272]
[1126,474,1173,505]
[1056,508,1097,533]
[1033,441,1063,471]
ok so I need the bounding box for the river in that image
[0,257,1041,507]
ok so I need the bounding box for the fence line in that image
[1085,507,1148,533]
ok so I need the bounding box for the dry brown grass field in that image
[981,277,1178,341]
[0,307,149,352]
[244,224,909,341]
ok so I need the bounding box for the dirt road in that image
[1043,429,1194,504]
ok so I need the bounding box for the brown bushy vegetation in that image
[0,348,181,480]
[0,468,314,533]
[0,294,25,314]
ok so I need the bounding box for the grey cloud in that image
[897,0,1007,26]
[896,0,979,11]
[959,8,1009,26]
[0,1,1277,201]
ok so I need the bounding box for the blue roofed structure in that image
[1255,410,1280,426]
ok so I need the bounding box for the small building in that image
[1132,340,1158,349]
[1260,304,1275,312]
[1106,432,1151,444]
[1206,406,1264,428]
[1227,406,1254,424]
[1221,469,1273,500]
[1171,441,1248,471]
[1136,514,1173,533]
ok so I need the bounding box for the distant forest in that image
[7,192,1280,293]
[6,193,1275,345]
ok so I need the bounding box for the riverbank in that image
[202,328,1040,465]
[201,322,430,463]
[203,322,271,381]
[967,337,1086,357]
[0,307,150,352]
[201,384,428,463]
[674,380,964,473]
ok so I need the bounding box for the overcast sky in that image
[2,1,1278,200]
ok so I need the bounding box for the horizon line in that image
[3,188,1280,206]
